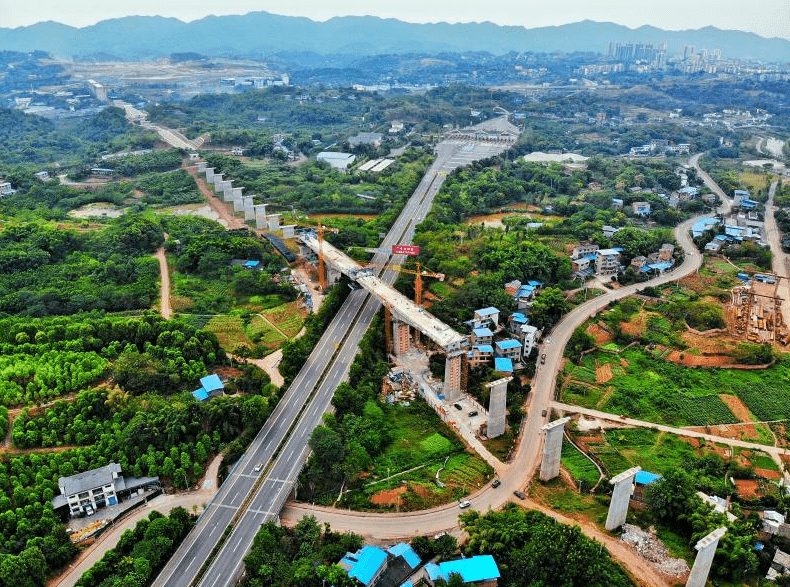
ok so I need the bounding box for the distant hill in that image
[2,13,788,62]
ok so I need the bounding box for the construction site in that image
[729,272,790,345]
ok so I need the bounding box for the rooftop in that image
[425,555,501,584]
[473,327,493,337]
[475,307,499,316]
[635,471,662,485]
[340,546,388,586]
[387,543,421,569]
[200,374,224,393]
[494,357,513,373]
[59,463,122,497]
[495,339,522,350]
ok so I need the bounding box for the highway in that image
[152,118,518,587]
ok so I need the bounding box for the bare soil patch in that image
[719,395,752,422]
[596,362,613,384]
[665,350,731,367]
[734,479,762,499]
[757,468,782,481]
[370,486,407,505]
[586,322,613,345]
[620,312,648,337]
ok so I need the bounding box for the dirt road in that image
[185,167,246,230]
[154,247,172,320]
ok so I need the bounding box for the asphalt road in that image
[152,120,518,587]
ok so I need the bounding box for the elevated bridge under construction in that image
[299,231,468,398]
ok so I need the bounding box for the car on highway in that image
[453,403,462,410]
[253,462,263,473]
[458,500,472,509]
[513,490,525,500]
[468,410,478,417]
[491,479,501,488]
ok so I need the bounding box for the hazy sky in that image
[6,0,790,40]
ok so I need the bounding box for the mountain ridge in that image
[2,12,788,61]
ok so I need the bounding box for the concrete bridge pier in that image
[254,205,268,229]
[443,351,464,401]
[394,322,410,356]
[486,377,511,438]
[267,214,281,231]
[539,417,571,481]
[686,527,726,587]
[212,173,223,189]
[205,167,214,181]
[605,466,641,530]
[243,196,256,220]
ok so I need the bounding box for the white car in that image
[458,500,471,509]
[253,462,263,473]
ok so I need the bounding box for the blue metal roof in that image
[496,339,521,350]
[340,546,388,586]
[635,471,662,485]
[475,307,499,316]
[527,280,543,287]
[494,358,513,372]
[692,217,719,237]
[474,345,494,353]
[244,260,260,267]
[514,285,534,297]
[473,327,493,337]
[200,374,224,393]
[192,389,209,402]
[387,543,421,569]
[425,555,501,583]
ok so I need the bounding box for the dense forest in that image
[0,313,280,586]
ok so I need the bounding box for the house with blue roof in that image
[425,555,500,586]
[387,543,421,570]
[192,374,225,402]
[339,543,422,587]
[468,345,494,367]
[513,285,536,310]
[632,471,662,502]
[692,217,719,238]
[494,339,521,362]
[508,312,528,335]
[340,546,389,586]
[493,357,513,374]
[471,327,493,346]
[473,307,500,329]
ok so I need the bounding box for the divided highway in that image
[153,121,518,587]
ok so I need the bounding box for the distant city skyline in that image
[5,1,790,41]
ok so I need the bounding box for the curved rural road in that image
[280,155,735,584]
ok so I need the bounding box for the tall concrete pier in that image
[605,466,641,530]
[686,527,726,587]
[395,322,410,356]
[539,417,570,481]
[443,351,464,401]
[486,377,511,439]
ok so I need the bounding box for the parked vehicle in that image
[458,500,472,509]
[491,479,501,488]
[540,353,546,364]
[453,403,462,410]
[468,410,478,417]
[513,490,525,500]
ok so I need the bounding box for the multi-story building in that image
[595,248,622,276]
[57,463,123,516]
